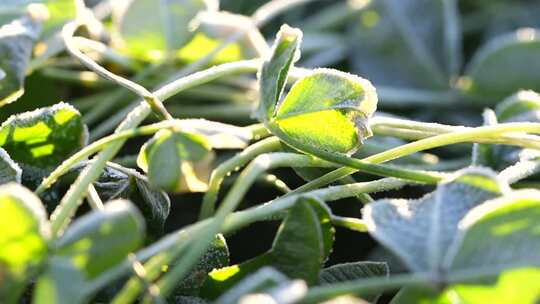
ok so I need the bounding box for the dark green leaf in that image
[0,183,49,304]
[271,69,377,154]
[257,24,302,121]
[464,28,540,103]
[68,162,170,238]
[318,262,389,285]
[348,0,459,89]
[137,129,214,193]
[319,262,389,302]
[201,197,333,299]
[175,234,229,296]
[0,102,88,174]
[34,200,145,304]
[0,13,41,107]
[0,147,21,184]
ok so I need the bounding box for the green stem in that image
[199,136,282,220]
[89,177,410,297]
[155,152,338,298]
[298,272,432,303]
[267,123,446,184]
[331,215,368,233]
[49,59,261,236]
[36,120,175,194]
[293,122,540,194]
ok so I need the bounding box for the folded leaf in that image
[257,24,302,121]
[138,129,214,193]
[0,183,49,304]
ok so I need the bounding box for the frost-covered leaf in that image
[348,0,460,89]
[34,200,145,304]
[363,168,508,273]
[0,102,88,174]
[464,28,540,103]
[0,183,49,304]
[175,234,229,296]
[0,13,41,107]
[0,147,21,184]
[447,189,540,272]
[137,129,214,193]
[257,24,302,121]
[202,197,333,298]
[113,0,217,61]
[271,69,377,154]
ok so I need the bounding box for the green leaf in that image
[0,102,88,173]
[257,24,302,121]
[34,200,145,304]
[137,129,214,193]
[0,13,41,107]
[175,119,252,149]
[448,189,540,272]
[201,197,333,299]
[0,147,21,184]
[0,183,49,304]
[318,262,389,285]
[67,161,170,238]
[363,168,508,273]
[319,261,389,303]
[447,267,540,304]
[175,234,230,296]
[113,0,217,61]
[464,28,540,103]
[271,69,378,154]
[348,0,460,89]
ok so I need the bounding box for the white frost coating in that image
[0,147,22,184]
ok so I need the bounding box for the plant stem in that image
[292,122,540,194]
[267,123,446,184]
[298,272,432,303]
[36,121,177,194]
[62,21,172,120]
[154,152,338,298]
[89,177,410,296]
[49,59,261,236]
[199,137,282,220]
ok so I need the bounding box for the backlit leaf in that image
[113,0,217,61]
[0,102,88,174]
[271,69,378,154]
[137,129,214,193]
[0,183,49,304]
[34,200,145,304]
